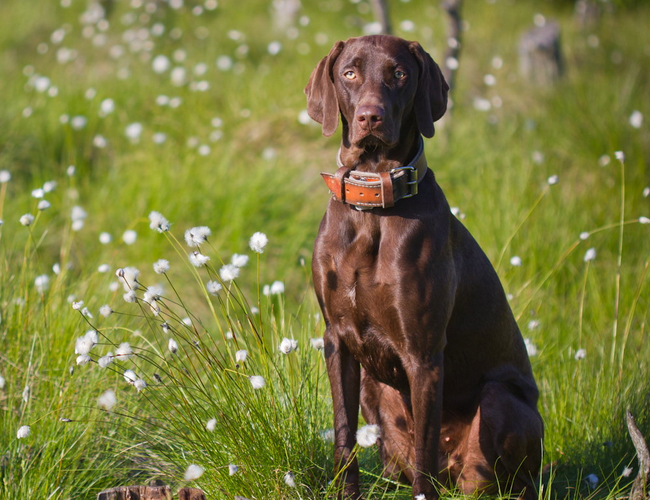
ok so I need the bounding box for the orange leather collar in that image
[320,138,428,209]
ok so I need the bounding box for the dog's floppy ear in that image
[409,41,449,138]
[304,41,345,137]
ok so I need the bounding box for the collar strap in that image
[320,138,428,209]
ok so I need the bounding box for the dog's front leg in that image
[325,328,362,499]
[408,351,444,500]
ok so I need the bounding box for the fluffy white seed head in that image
[206,418,217,431]
[76,354,91,365]
[249,375,265,389]
[279,337,298,354]
[168,338,178,354]
[153,259,170,274]
[98,352,114,368]
[122,230,137,245]
[115,342,132,359]
[231,253,249,267]
[356,424,381,448]
[249,232,268,253]
[99,305,113,317]
[219,264,239,281]
[98,389,117,410]
[123,369,137,384]
[235,350,248,363]
[184,226,211,247]
[584,248,597,262]
[229,463,238,476]
[17,425,31,439]
[284,471,296,488]
[310,338,324,350]
[20,214,35,226]
[206,280,222,295]
[148,211,170,232]
[134,379,147,392]
[184,464,205,481]
[189,251,210,267]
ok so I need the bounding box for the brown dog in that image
[306,35,543,500]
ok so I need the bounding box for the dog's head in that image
[304,35,448,148]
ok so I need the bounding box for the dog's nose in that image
[356,105,384,130]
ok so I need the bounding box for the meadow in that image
[0,0,648,498]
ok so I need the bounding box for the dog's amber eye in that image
[343,70,356,80]
[394,70,406,79]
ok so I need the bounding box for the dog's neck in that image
[338,121,422,173]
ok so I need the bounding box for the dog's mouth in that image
[355,130,398,150]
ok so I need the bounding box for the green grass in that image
[0,0,649,498]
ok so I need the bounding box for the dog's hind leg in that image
[360,370,415,484]
[457,379,544,500]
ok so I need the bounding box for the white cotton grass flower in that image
[621,466,633,478]
[97,264,110,273]
[524,338,538,357]
[76,354,91,366]
[0,374,5,389]
[20,214,35,226]
[510,256,522,267]
[98,389,117,411]
[99,305,112,317]
[34,274,50,294]
[585,473,599,490]
[206,418,217,432]
[98,352,114,368]
[206,280,222,295]
[115,342,132,359]
[184,464,205,481]
[639,216,650,224]
[284,471,296,488]
[231,253,249,267]
[125,122,143,142]
[547,174,559,185]
[229,463,238,476]
[579,231,590,240]
[629,110,643,129]
[37,200,51,211]
[99,232,112,244]
[143,284,164,304]
[279,337,298,354]
[100,98,115,115]
[22,385,30,403]
[17,425,31,439]
[249,375,265,389]
[527,319,540,331]
[75,330,97,355]
[123,290,137,303]
[81,306,93,318]
[148,211,170,233]
[574,348,587,360]
[134,379,147,392]
[270,281,285,295]
[235,350,248,363]
[249,232,268,253]
[153,259,170,274]
[189,251,210,267]
[117,266,140,291]
[168,338,179,354]
[0,170,10,183]
[219,264,239,282]
[122,230,137,245]
[184,226,211,247]
[152,54,171,73]
[123,370,137,384]
[310,338,324,350]
[356,424,381,448]
[614,151,625,162]
[584,247,597,262]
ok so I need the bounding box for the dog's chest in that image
[326,223,413,389]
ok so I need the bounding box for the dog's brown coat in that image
[306,35,543,500]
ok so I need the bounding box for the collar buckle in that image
[390,165,418,198]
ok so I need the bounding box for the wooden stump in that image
[518,22,563,86]
[97,486,206,500]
